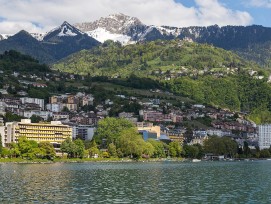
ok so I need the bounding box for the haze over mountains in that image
[0,13,271,65]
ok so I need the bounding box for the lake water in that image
[0,160,271,203]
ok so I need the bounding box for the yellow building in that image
[136,122,161,138]
[3,119,72,147]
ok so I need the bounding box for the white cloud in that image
[248,0,271,8]
[195,0,253,26]
[0,0,253,34]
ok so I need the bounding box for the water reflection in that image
[1,161,271,203]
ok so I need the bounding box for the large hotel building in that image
[0,119,72,148]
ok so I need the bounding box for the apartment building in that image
[258,124,271,150]
[2,119,72,147]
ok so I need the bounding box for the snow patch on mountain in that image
[156,26,181,37]
[137,26,155,40]
[58,25,78,37]
[0,34,12,40]
[0,33,45,41]
[30,33,45,41]
[75,13,143,35]
[86,28,134,44]
[45,21,84,39]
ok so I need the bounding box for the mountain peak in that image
[16,30,31,36]
[12,30,38,42]
[44,21,85,40]
[75,13,144,35]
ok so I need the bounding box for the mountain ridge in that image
[0,21,100,63]
[1,14,271,65]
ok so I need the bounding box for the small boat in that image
[192,159,201,162]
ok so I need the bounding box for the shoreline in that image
[0,157,185,164]
[0,157,268,164]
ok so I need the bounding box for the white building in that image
[20,97,45,110]
[72,125,96,141]
[46,103,63,112]
[258,124,271,150]
[23,110,53,120]
[207,129,232,137]
[0,126,5,147]
[0,101,6,116]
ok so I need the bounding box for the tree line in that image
[1,118,271,160]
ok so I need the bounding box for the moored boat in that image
[192,159,201,162]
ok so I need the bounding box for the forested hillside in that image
[164,74,271,113]
[53,39,260,77]
[0,50,50,73]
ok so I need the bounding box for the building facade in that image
[258,124,271,150]
[2,119,72,147]
[20,97,45,110]
[72,125,96,141]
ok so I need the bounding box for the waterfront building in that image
[258,124,271,150]
[137,122,161,140]
[2,119,72,148]
[72,125,96,141]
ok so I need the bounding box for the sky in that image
[0,0,270,34]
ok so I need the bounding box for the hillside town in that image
[0,86,260,154]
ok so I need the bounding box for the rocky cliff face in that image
[75,13,143,34]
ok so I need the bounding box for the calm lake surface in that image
[1,160,271,203]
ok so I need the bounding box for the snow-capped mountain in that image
[1,14,271,65]
[73,13,199,44]
[0,33,45,41]
[75,13,143,34]
[43,21,85,41]
[41,21,100,61]
[74,13,145,44]
[0,34,13,41]
[0,21,100,63]
[30,33,46,41]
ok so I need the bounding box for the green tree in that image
[116,128,145,159]
[94,117,134,146]
[1,147,9,158]
[38,142,56,160]
[108,143,117,158]
[60,138,77,158]
[74,139,85,158]
[4,112,24,122]
[17,136,38,159]
[204,136,238,158]
[84,139,97,150]
[183,145,199,158]
[9,142,21,158]
[30,115,43,123]
[259,149,271,158]
[184,127,193,144]
[89,146,100,158]
[142,142,155,158]
[168,141,182,157]
[62,106,70,112]
[147,139,166,158]
[243,141,250,158]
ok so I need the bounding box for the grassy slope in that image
[53,40,260,77]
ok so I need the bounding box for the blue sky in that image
[177,0,271,27]
[0,0,270,34]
